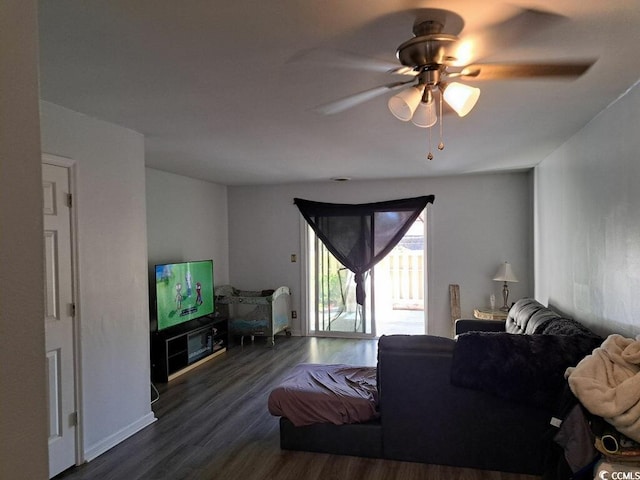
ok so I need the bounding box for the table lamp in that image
[493,262,519,311]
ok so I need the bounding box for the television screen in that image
[155,260,214,331]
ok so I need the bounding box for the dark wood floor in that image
[56,336,540,480]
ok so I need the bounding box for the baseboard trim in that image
[84,412,157,462]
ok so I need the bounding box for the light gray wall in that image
[40,102,155,460]
[145,168,230,288]
[228,172,532,338]
[535,81,640,337]
[0,1,49,478]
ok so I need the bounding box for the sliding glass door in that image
[304,212,426,338]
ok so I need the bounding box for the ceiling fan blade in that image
[288,48,414,75]
[460,62,595,80]
[450,8,565,66]
[315,80,415,115]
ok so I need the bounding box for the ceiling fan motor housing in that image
[396,20,459,69]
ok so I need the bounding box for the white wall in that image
[0,1,49,478]
[228,172,532,338]
[535,81,640,337]
[145,168,229,288]
[40,102,155,460]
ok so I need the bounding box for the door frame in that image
[300,216,310,336]
[42,152,84,467]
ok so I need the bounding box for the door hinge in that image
[67,193,73,208]
[70,303,76,317]
[69,411,78,427]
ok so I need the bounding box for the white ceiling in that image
[38,1,640,186]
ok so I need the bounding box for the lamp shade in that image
[388,85,425,121]
[411,100,437,128]
[493,262,519,283]
[442,82,480,117]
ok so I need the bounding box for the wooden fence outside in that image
[378,247,424,310]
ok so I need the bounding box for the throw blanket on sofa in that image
[451,332,602,410]
[566,334,640,442]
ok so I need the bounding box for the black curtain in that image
[294,195,435,305]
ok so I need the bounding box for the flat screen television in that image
[154,260,214,331]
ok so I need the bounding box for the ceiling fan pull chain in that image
[427,125,434,161]
[438,91,445,151]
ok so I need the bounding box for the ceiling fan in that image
[312,8,595,160]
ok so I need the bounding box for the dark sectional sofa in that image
[277,298,602,475]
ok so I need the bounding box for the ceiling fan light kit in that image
[388,72,478,159]
[388,80,480,122]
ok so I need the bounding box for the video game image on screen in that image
[155,260,214,331]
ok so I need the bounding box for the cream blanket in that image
[566,334,640,442]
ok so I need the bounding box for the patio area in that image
[377,309,425,336]
[317,308,425,337]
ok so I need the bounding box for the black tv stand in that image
[151,315,228,382]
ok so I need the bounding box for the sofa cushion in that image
[505,298,562,335]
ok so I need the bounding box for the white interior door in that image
[43,162,77,478]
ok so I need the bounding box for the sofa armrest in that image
[455,318,506,336]
[376,334,549,474]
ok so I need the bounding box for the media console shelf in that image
[151,316,228,382]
